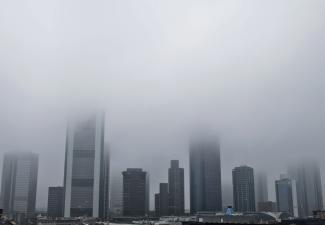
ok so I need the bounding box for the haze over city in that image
[1,0,325,212]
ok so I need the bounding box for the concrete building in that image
[168,160,184,216]
[122,168,149,216]
[288,161,323,217]
[63,112,109,218]
[275,175,298,217]
[189,137,222,213]
[232,166,256,212]
[0,152,39,220]
[47,187,64,218]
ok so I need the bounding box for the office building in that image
[47,187,64,218]
[189,137,222,213]
[63,112,109,218]
[288,161,323,217]
[155,183,169,217]
[0,152,39,219]
[275,175,298,217]
[232,165,256,212]
[122,168,149,216]
[168,160,184,216]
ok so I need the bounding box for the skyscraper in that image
[255,171,268,206]
[232,166,256,212]
[122,168,149,216]
[168,160,184,216]
[288,161,323,217]
[63,112,109,218]
[155,183,169,217]
[189,138,222,214]
[47,187,64,218]
[275,175,298,217]
[0,152,39,219]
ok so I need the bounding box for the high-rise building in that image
[275,175,298,217]
[109,173,123,216]
[232,166,256,212]
[255,171,268,207]
[0,152,39,219]
[168,160,184,216]
[47,187,64,218]
[189,138,222,214]
[63,112,109,218]
[122,168,149,216]
[155,183,169,217]
[288,161,323,217]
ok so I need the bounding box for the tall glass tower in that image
[63,112,109,218]
[189,137,222,214]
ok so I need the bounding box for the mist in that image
[1,0,325,210]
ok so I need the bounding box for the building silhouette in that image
[288,161,323,217]
[63,112,109,218]
[232,165,256,212]
[189,138,222,213]
[168,160,184,216]
[122,168,149,216]
[47,187,64,218]
[0,152,39,221]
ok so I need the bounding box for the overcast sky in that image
[1,0,325,210]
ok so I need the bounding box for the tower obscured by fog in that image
[232,165,256,212]
[0,152,39,218]
[275,174,298,217]
[288,161,323,217]
[189,137,222,213]
[63,112,109,218]
[255,171,268,211]
[168,160,184,216]
[122,168,149,216]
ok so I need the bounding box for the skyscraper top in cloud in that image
[63,112,109,218]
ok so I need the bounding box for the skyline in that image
[1,0,325,212]
[0,126,324,212]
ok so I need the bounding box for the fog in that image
[1,0,325,209]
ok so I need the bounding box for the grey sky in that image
[0,0,325,209]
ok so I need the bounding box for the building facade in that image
[63,112,109,218]
[232,166,256,212]
[189,138,222,213]
[47,187,64,218]
[168,160,184,216]
[0,152,39,219]
[122,168,149,216]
